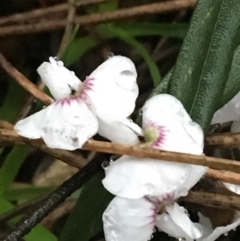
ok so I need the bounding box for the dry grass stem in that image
[181,191,240,211]
[58,0,77,57]
[1,122,240,185]
[0,53,53,105]
[0,0,197,36]
[41,200,76,229]
[206,132,240,148]
[0,0,110,25]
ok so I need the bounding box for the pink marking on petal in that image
[77,77,95,103]
[55,96,82,106]
[145,121,168,148]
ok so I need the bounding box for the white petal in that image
[14,97,98,150]
[98,118,140,145]
[231,120,240,133]
[37,57,82,100]
[142,94,204,155]
[222,182,240,195]
[198,212,240,241]
[103,196,155,241]
[85,56,139,122]
[156,203,203,241]
[103,155,192,199]
[211,91,240,124]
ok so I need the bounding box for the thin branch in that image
[58,0,76,57]
[2,125,240,185]
[181,191,240,211]
[205,169,240,186]
[2,154,104,241]
[0,194,48,223]
[206,132,240,148]
[0,0,110,25]
[0,122,87,167]
[41,200,76,229]
[0,53,53,105]
[0,0,197,36]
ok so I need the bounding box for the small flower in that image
[14,55,140,149]
[103,196,203,241]
[102,94,208,241]
[102,94,207,199]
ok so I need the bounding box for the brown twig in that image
[0,0,110,25]
[205,169,240,186]
[0,122,87,168]
[181,191,240,211]
[41,200,76,229]
[0,0,197,36]
[2,124,240,186]
[58,0,77,57]
[205,132,240,148]
[0,53,53,105]
[0,194,49,223]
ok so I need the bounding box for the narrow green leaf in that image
[169,0,240,132]
[150,68,173,97]
[61,36,98,66]
[0,79,28,123]
[99,24,161,86]
[117,22,189,39]
[4,186,54,201]
[59,174,113,241]
[0,146,29,195]
[220,45,240,107]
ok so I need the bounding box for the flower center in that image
[144,127,159,143]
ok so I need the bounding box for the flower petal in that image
[102,155,193,199]
[37,57,82,100]
[198,212,240,241]
[142,94,204,154]
[211,91,240,124]
[14,97,98,150]
[222,182,240,195]
[85,56,139,122]
[103,196,155,241]
[156,202,203,241]
[97,118,140,145]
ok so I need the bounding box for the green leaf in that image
[150,68,173,97]
[220,45,240,107]
[61,36,98,66]
[0,198,57,241]
[99,24,161,86]
[168,0,240,132]
[117,22,189,38]
[59,174,113,241]
[4,186,54,202]
[0,146,29,195]
[0,79,28,123]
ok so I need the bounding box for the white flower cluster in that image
[14,56,240,241]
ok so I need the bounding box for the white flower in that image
[142,94,204,154]
[198,212,240,241]
[102,94,208,241]
[102,94,207,199]
[103,196,203,241]
[212,91,240,124]
[37,57,82,100]
[14,55,140,150]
